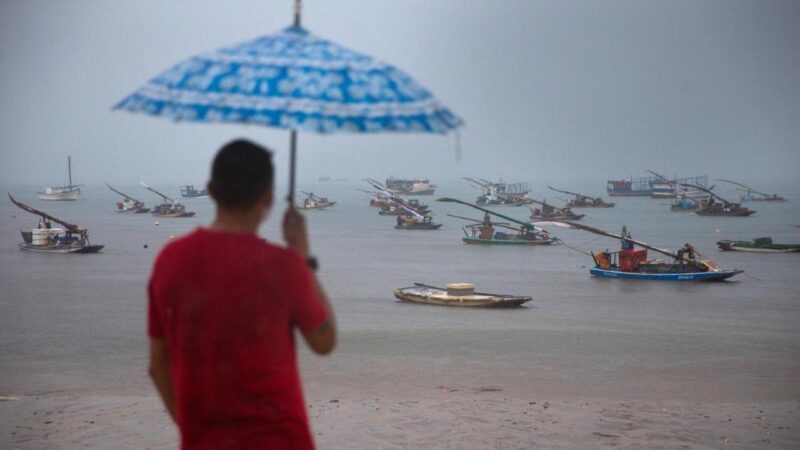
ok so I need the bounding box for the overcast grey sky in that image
[1,0,799,187]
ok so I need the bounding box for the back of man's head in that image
[208,139,274,211]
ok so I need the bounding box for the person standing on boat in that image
[147,139,336,449]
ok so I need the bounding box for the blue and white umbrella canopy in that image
[115,26,462,134]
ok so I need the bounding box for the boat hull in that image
[395,224,442,230]
[117,207,151,213]
[37,190,80,201]
[589,267,742,281]
[19,243,104,254]
[569,203,614,208]
[393,286,531,308]
[695,209,755,217]
[300,202,336,211]
[462,237,554,245]
[717,240,800,253]
[153,212,196,218]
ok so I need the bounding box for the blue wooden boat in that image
[537,221,742,282]
[589,267,742,281]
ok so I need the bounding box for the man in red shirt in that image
[147,139,336,449]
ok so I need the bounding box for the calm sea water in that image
[1,179,799,401]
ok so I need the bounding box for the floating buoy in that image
[154,220,160,225]
[715,228,720,233]
[143,244,148,249]
[170,235,175,239]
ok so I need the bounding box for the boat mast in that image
[68,156,72,187]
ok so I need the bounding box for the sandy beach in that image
[3,328,799,450]
[2,392,798,449]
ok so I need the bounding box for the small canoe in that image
[717,238,800,253]
[394,283,531,308]
[589,267,742,281]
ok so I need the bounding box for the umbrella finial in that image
[293,0,302,28]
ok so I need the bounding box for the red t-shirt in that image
[148,228,327,449]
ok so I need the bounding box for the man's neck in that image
[209,209,263,235]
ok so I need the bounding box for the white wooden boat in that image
[394,283,531,308]
[37,156,81,201]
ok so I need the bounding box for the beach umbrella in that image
[115,0,462,204]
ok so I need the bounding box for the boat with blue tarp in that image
[538,221,742,282]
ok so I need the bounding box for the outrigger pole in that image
[679,183,733,205]
[717,179,770,198]
[140,181,178,205]
[8,194,82,232]
[547,186,595,199]
[105,181,143,203]
[437,197,535,230]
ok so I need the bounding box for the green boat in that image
[717,237,800,253]
[439,198,557,246]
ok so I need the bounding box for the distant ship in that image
[37,156,81,201]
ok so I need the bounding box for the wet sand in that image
[3,333,799,450]
[2,393,798,449]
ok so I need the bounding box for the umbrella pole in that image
[288,130,297,205]
[288,0,301,206]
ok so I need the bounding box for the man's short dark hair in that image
[208,139,274,210]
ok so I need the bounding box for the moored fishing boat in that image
[526,198,584,221]
[548,186,614,208]
[9,194,104,254]
[394,283,531,308]
[681,184,755,217]
[718,179,786,203]
[363,178,429,215]
[394,204,441,230]
[105,182,149,213]
[539,221,742,281]
[37,156,82,201]
[141,182,196,218]
[180,185,209,198]
[717,237,800,253]
[439,197,556,245]
[454,214,554,245]
[299,191,336,210]
[463,177,533,206]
